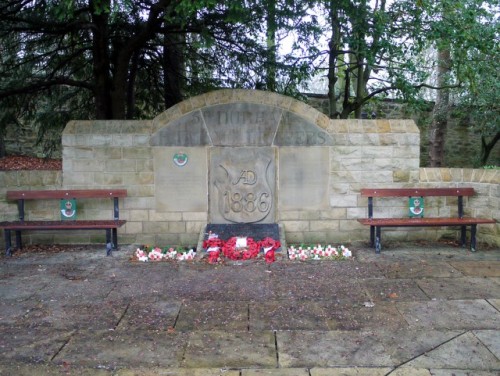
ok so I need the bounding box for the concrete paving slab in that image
[0,327,74,363]
[396,300,500,330]
[416,277,500,300]
[175,301,249,331]
[250,301,330,331]
[449,261,500,277]
[361,279,430,302]
[355,245,500,262]
[385,369,432,376]
[16,298,129,330]
[0,278,48,300]
[309,367,392,375]
[270,278,369,303]
[115,368,240,376]
[1,242,499,374]
[0,298,42,325]
[54,329,188,368]
[473,330,500,359]
[0,361,111,376]
[277,330,461,368]
[242,368,309,375]
[320,302,409,331]
[182,331,276,368]
[428,369,500,376]
[403,331,500,370]
[375,260,461,279]
[117,299,181,331]
[488,298,500,310]
[160,264,276,302]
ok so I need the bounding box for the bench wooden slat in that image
[0,220,126,230]
[7,189,128,200]
[360,188,475,197]
[358,218,496,227]
[358,186,496,253]
[2,188,128,256]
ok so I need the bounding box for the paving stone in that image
[277,330,461,368]
[175,301,248,331]
[473,330,500,359]
[250,301,330,331]
[182,331,276,368]
[403,331,500,370]
[0,327,74,363]
[0,299,42,325]
[116,368,240,376]
[310,367,392,375]
[161,264,275,301]
[396,300,500,330]
[375,261,461,278]
[320,302,409,331]
[384,369,431,376]
[270,277,368,303]
[416,277,500,300]
[1,243,499,374]
[16,298,129,330]
[449,261,500,277]
[54,329,188,368]
[428,369,500,376]
[242,369,309,375]
[361,279,430,302]
[117,299,181,331]
[488,298,500,310]
[0,361,111,376]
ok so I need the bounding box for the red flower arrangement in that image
[222,237,259,260]
[202,233,281,264]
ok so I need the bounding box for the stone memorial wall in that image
[0,89,498,248]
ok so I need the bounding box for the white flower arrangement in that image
[287,244,352,261]
[135,246,196,262]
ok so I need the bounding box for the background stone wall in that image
[0,90,498,250]
[5,96,499,169]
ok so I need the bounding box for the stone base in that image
[205,223,280,241]
[196,223,286,257]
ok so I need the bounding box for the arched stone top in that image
[150,89,333,147]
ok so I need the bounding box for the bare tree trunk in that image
[90,0,113,119]
[265,0,277,92]
[163,33,184,109]
[429,47,451,167]
[481,130,500,166]
[327,0,341,119]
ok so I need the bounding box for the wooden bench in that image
[0,189,127,256]
[357,188,496,253]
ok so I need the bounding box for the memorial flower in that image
[134,245,196,262]
[287,244,352,261]
[201,233,281,263]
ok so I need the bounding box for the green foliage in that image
[0,0,498,162]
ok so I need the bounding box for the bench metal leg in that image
[470,224,477,252]
[375,226,381,254]
[15,230,22,250]
[4,229,12,256]
[460,225,467,247]
[105,229,112,256]
[112,228,118,249]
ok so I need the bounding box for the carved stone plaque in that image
[209,147,276,223]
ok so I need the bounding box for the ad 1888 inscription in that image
[210,147,275,223]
